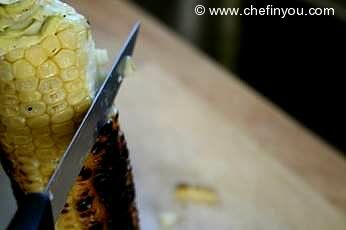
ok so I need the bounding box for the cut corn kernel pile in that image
[0,0,106,193]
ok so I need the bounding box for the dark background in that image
[130,0,346,155]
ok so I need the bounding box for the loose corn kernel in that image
[54,49,76,69]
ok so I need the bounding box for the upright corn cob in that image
[0,0,106,192]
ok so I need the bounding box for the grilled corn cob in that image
[56,113,139,230]
[0,0,107,192]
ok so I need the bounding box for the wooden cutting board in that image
[68,1,346,229]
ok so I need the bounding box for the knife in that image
[6,22,140,229]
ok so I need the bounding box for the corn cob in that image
[56,113,139,230]
[0,0,106,193]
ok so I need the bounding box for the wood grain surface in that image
[66,1,346,229]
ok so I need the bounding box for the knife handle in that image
[8,193,54,230]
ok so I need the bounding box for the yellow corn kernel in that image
[76,49,88,68]
[66,89,88,105]
[15,77,39,91]
[27,114,50,129]
[1,141,14,153]
[51,121,74,135]
[2,116,26,129]
[64,79,84,93]
[32,126,50,136]
[14,143,35,154]
[12,135,32,145]
[0,94,18,105]
[8,127,31,136]
[60,66,79,81]
[20,101,46,118]
[73,96,92,114]
[1,105,19,117]
[18,91,42,102]
[51,106,74,123]
[53,49,76,69]
[0,81,16,95]
[38,77,63,94]
[41,35,61,57]
[36,148,58,162]
[47,100,68,115]
[58,29,78,50]
[0,61,14,81]
[33,134,55,148]
[25,45,48,67]
[37,60,59,79]
[5,48,25,62]
[12,59,36,79]
[43,89,65,105]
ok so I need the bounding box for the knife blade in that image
[0,163,17,229]
[45,22,140,222]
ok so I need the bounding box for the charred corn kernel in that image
[27,114,50,129]
[37,60,59,79]
[12,59,36,79]
[54,49,76,69]
[5,48,25,62]
[60,66,79,81]
[15,77,39,91]
[18,91,42,102]
[25,45,48,67]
